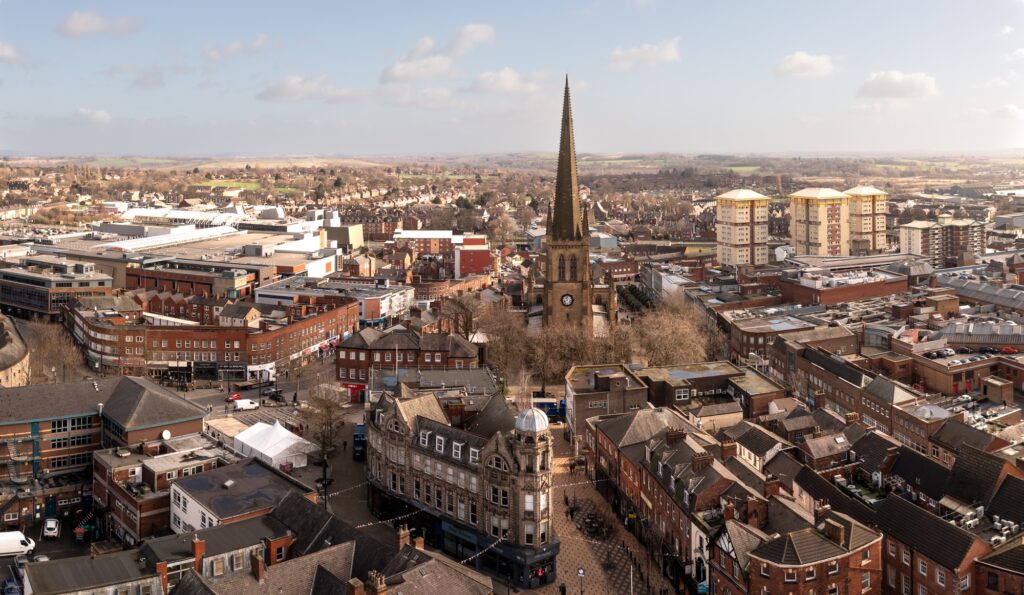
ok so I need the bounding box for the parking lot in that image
[0,517,92,588]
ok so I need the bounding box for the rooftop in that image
[173,458,314,521]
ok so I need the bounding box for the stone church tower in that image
[543,79,595,332]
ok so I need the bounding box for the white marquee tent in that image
[233,421,317,470]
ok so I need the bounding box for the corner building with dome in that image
[364,388,559,589]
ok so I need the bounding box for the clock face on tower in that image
[561,294,574,307]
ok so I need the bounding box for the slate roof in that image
[988,475,1024,525]
[595,407,691,447]
[24,550,158,595]
[931,419,1002,453]
[0,376,205,428]
[268,492,394,581]
[464,392,516,438]
[800,433,852,461]
[380,545,493,594]
[864,376,916,405]
[310,565,350,595]
[340,327,384,349]
[722,520,768,571]
[977,536,1024,574]
[103,376,207,430]
[820,510,881,552]
[167,570,216,595]
[764,451,803,491]
[140,515,290,563]
[193,541,355,595]
[173,459,312,521]
[943,445,1008,507]
[875,495,981,571]
[888,446,950,500]
[850,430,900,476]
[727,421,790,457]
[393,393,449,429]
[751,527,846,565]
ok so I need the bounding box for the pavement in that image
[530,423,674,595]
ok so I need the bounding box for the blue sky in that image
[0,1,1022,156]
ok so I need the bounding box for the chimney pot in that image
[397,524,411,550]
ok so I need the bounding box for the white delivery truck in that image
[0,531,34,556]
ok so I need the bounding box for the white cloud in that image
[470,68,541,94]
[994,104,1024,119]
[0,41,25,64]
[775,51,834,77]
[980,70,1019,88]
[76,108,112,125]
[381,23,495,83]
[608,37,681,71]
[58,10,138,37]
[1000,25,1015,36]
[1009,48,1024,61]
[856,70,938,99]
[205,33,269,61]
[255,75,367,103]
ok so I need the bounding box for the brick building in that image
[67,295,359,382]
[335,326,479,400]
[0,376,206,532]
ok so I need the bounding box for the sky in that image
[0,1,1022,157]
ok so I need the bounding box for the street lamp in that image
[577,567,585,595]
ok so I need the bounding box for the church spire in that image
[551,77,583,242]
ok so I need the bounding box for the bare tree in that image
[631,295,724,366]
[27,321,82,384]
[300,375,346,463]
[439,294,481,339]
[477,307,529,381]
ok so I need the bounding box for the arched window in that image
[487,456,509,472]
[557,255,566,281]
[570,256,578,281]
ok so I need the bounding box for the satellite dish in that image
[161,430,171,440]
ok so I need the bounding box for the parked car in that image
[31,554,49,563]
[941,348,956,357]
[224,392,242,402]
[956,346,973,354]
[262,388,286,403]
[233,399,260,411]
[42,517,58,539]
[924,351,938,359]
[980,346,999,354]
[1001,346,1020,354]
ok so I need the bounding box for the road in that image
[178,355,340,412]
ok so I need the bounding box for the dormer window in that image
[469,448,480,465]
[453,442,463,459]
[419,430,431,447]
[435,436,445,453]
[675,388,689,401]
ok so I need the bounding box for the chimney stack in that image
[813,502,832,524]
[763,475,782,498]
[413,536,425,550]
[155,561,169,595]
[666,429,687,446]
[346,578,366,595]
[822,518,846,545]
[721,439,737,461]
[366,570,388,595]
[723,502,735,521]
[844,412,861,425]
[251,551,266,584]
[191,537,206,573]
[397,524,411,550]
[691,451,713,472]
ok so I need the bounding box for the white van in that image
[234,399,259,411]
[0,531,35,556]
